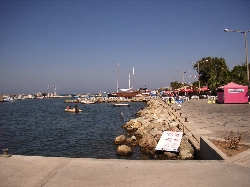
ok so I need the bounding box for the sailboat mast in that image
[129,71,131,89]
[133,67,134,90]
[117,63,119,93]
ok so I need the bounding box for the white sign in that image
[155,131,183,152]
[228,89,244,93]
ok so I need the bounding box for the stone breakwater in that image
[114,98,195,160]
[65,97,145,103]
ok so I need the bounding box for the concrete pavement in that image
[1,99,250,187]
[1,156,250,187]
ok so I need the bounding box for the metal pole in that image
[129,71,130,89]
[244,32,249,83]
[117,63,119,93]
[224,29,250,84]
[198,62,200,93]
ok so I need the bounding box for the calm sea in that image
[0,98,147,159]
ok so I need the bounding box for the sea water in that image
[0,98,147,159]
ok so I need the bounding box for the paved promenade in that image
[176,99,250,143]
[1,99,250,187]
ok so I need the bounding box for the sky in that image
[0,0,249,94]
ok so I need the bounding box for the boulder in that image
[126,136,138,146]
[114,135,126,145]
[117,145,132,156]
[149,127,162,137]
[139,134,157,154]
[164,151,179,160]
[179,150,194,160]
[179,141,194,160]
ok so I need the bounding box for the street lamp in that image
[224,29,250,84]
[189,60,208,92]
[177,70,190,84]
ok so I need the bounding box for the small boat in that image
[81,100,95,104]
[65,108,82,113]
[3,96,14,102]
[112,103,130,107]
[17,95,25,100]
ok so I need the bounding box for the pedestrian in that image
[169,97,172,104]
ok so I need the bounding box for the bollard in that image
[2,148,11,157]
[184,116,188,122]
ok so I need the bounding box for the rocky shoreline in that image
[114,98,195,160]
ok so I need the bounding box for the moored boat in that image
[112,103,130,107]
[81,100,95,104]
[3,96,15,102]
[107,88,147,98]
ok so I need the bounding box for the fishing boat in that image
[81,100,95,104]
[112,103,130,107]
[64,108,82,113]
[3,96,15,102]
[107,88,146,98]
[17,95,25,100]
[108,65,147,98]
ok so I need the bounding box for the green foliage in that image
[193,57,230,94]
[230,63,248,85]
[167,57,249,94]
[170,81,182,90]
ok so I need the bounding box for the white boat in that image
[112,103,130,107]
[3,96,14,102]
[65,108,82,113]
[81,100,95,104]
[17,95,25,100]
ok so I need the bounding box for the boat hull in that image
[108,91,140,98]
[65,109,82,113]
[112,103,130,107]
[81,101,95,104]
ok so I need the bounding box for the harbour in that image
[0,98,146,159]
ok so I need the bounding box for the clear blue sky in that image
[0,0,249,94]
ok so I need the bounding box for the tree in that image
[170,81,182,90]
[230,63,248,86]
[193,57,230,94]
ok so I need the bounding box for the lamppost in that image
[189,60,208,92]
[177,70,190,85]
[224,29,250,84]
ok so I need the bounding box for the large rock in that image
[149,127,162,137]
[114,135,126,145]
[179,140,194,160]
[164,151,179,160]
[117,145,132,156]
[122,119,142,133]
[139,134,157,154]
[126,135,138,146]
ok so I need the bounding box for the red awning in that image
[180,89,193,92]
[199,87,209,91]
